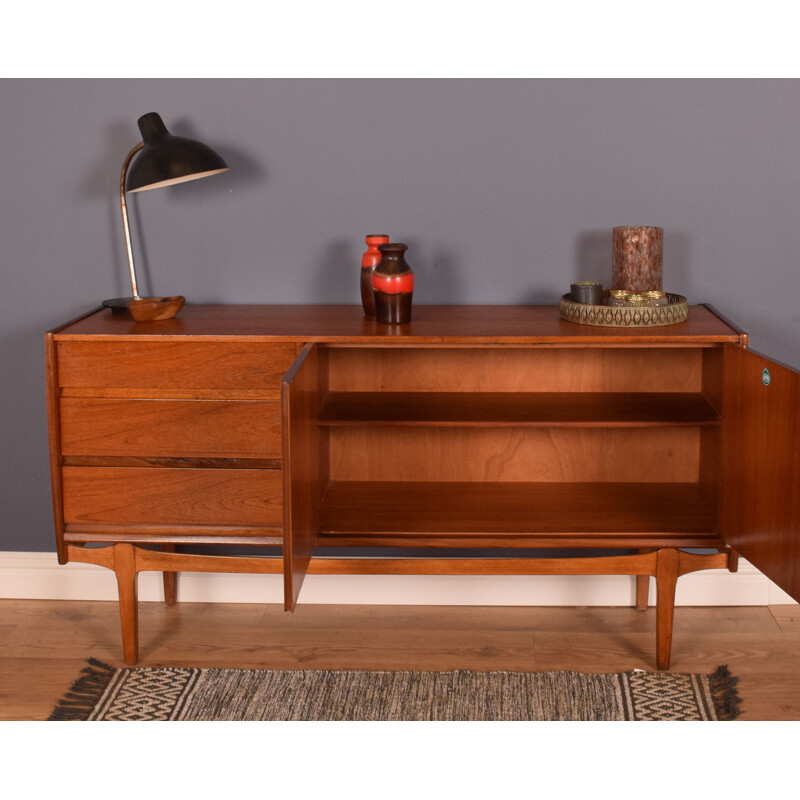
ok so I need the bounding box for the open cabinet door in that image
[281,344,323,611]
[722,344,800,602]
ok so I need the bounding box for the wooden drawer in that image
[56,341,297,392]
[62,467,283,527]
[60,398,282,459]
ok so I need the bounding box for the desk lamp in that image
[103,112,228,321]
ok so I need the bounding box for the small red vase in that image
[372,243,414,324]
[360,234,389,316]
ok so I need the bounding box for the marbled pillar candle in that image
[612,226,663,292]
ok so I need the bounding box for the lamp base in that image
[102,295,186,321]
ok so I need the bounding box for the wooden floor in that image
[2,598,799,720]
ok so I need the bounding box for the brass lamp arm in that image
[120,142,144,299]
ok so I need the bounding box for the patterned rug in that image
[49,659,741,721]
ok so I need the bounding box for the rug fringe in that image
[48,658,118,721]
[708,664,742,720]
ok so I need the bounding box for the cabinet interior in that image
[308,344,725,548]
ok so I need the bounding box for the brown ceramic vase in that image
[372,243,414,324]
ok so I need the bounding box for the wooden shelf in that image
[318,392,720,427]
[319,481,717,537]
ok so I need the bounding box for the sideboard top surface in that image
[51,304,743,344]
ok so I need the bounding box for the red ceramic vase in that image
[372,243,414,324]
[360,234,389,316]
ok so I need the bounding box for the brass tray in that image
[559,293,688,327]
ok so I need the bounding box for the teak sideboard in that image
[45,304,800,669]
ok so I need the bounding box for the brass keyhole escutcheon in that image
[762,368,771,387]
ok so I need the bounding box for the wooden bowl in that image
[128,296,186,322]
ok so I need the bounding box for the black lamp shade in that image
[126,112,228,193]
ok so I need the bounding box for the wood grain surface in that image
[62,467,283,527]
[325,345,706,393]
[52,304,743,344]
[722,345,800,602]
[281,344,324,611]
[319,481,716,536]
[56,340,296,390]
[318,391,720,426]
[60,398,282,458]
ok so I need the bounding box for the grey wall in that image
[2,79,800,553]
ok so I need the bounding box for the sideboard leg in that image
[635,575,650,610]
[636,548,654,610]
[113,543,139,665]
[655,548,680,671]
[161,544,177,605]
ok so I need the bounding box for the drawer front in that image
[56,341,297,391]
[62,467,283,527]
[60,398,282,459]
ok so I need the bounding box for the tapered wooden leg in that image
[636,548,655,610]
[636,575,650,610]
[655,548,680,671]
[161,544,177,605]
[113,543,139,664]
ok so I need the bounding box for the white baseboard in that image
[0,551,795,606]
